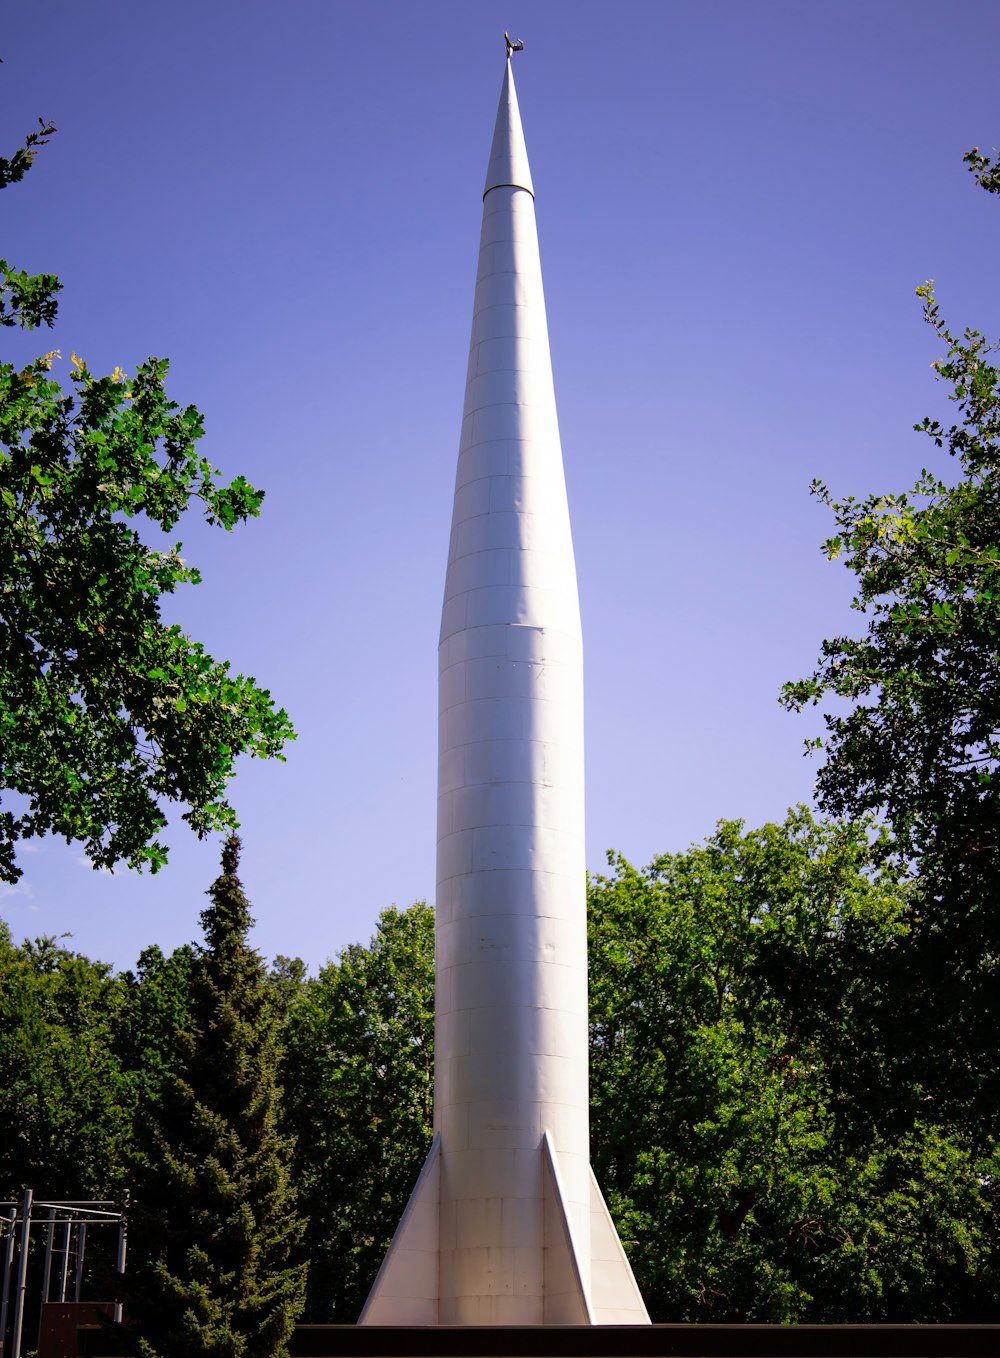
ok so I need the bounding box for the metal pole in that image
[112,1192,128,1325]
[73,1222,86,1303]
[57,1218,70,1304]
[10,1188,32,1358]
[40,1207,55,1306]
[0,1208,17,1354]
[37,1206,56,1350]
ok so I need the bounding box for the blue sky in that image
[3,1,999,971]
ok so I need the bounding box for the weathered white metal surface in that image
[588,1168,651,1323]
[360,54,649,1327]
[357,1134,441,1326]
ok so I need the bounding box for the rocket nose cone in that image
[484,59,535,198]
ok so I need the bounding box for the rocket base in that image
[358,1134,650,1326]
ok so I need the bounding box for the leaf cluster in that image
[1,120,61,329]
[964,145,1000,195]
[0,125,294,881]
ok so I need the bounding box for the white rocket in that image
[360,53,650,1327]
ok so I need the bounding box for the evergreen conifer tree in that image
[123,837,306,1358]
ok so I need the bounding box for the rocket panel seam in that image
[483,183,535,200]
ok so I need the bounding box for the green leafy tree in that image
[1,122,293,884]
[588,809,1000,1322]
[780,150,1000,1140]
[265,955,308,1027]
[123,838,306,1358]
[116,942,198,1112]
[280,904,434,1322]
[0,922,131,1196]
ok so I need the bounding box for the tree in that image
[780,149,1000,1140]
[1,122,293,883]
[588,809,1000,1322]
[115,942,198,1114]
[0,922,132,1196]
[123,838,306,1358]
[280,904,434,1322]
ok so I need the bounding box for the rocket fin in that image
[541,1130,595,1324]
[358,1132,441,1325]
[588,1168,651,1324]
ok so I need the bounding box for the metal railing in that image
[0,1190,126,1358]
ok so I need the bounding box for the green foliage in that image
[0,117,57,191]
[0,119,61,330]
[780,280,1000,885]
[265,955,308,1025]
[116,942,198,1109]
[280,904,434,1322]
[0,125,293,883]
[965,145,1000,195]
[3,819,998,1325]
[588,810,1000,1322]
[0,257,61,331]
[780,154,1000,1143]
[123,839,306,1358]
[0,922,131,1196]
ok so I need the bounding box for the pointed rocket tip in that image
[483,56,534,199]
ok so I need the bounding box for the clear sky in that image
[2,1,998,972]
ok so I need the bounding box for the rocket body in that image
[434,74,589,1320]
[359,59,648,1327]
